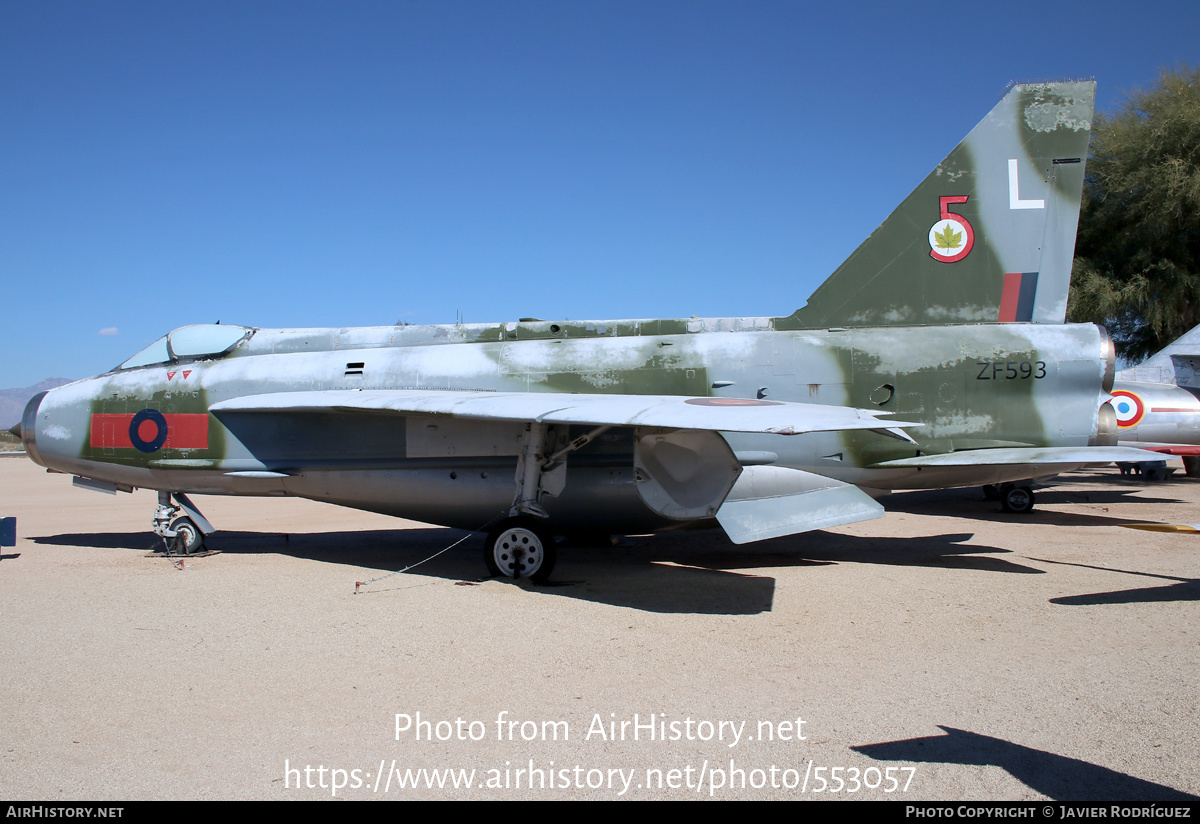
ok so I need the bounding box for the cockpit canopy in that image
[117,324,255,370]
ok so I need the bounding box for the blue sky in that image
[3,0,1198,386]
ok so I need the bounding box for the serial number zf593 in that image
[976,360,1047,380]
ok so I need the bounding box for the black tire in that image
[169,517,204,555]
[1000,485,1035,514]
[1141,462,1168,482]
[486,518,556,583]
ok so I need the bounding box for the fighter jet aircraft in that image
[1108,325,1200,476]
[17,80,1156,582]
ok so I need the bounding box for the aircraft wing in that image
[870,446,1168,467]
[210,390,918,544]
[1120,523,1200,534]
[1120,443,1200,457]
[210,389,919,437]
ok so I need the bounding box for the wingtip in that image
[1118,523,1200,534]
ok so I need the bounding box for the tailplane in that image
[780,80,1095,329]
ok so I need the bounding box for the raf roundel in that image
[128,409,169,453]
[1110,390,1146,429]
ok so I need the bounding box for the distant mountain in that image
[1,379,74,428]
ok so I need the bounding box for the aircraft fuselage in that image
[1111,380,1200,454]
[23,318,1115,534]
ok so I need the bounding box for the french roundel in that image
[1110,390,1145,429]
[129,409,169,453]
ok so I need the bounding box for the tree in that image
[1067,66,1200,362]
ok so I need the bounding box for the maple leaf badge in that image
[928,214,973,262]
[933,223,963,251]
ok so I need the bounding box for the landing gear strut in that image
[484,421,611,582]
[152,492,214,555]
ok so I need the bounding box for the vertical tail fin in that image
[1117,324,1200,387]
[780,80,1095,329]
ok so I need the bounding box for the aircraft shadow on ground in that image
[1031,558,1200,606]
[883,484,1187,529]
[853,725,1198,801]
[1061,470,1200,490]
[33,526,1036,615]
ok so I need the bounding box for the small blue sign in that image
[0,517,15,547]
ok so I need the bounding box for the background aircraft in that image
[16,80,1158,582]
[1107,325,1200,478]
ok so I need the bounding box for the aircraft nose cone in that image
[7,422,19,439]
[19,391,46,466]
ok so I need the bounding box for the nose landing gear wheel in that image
[486,519,556,583]
[169,517,205,555]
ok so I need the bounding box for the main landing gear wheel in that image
[169,517,204,555]
[1000,485,1035,514]
[486,519,556,583]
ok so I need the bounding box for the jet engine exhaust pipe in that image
[1099,325,1116,393]
[1091,327,1119,446]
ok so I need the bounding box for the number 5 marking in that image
[929,195,975,263]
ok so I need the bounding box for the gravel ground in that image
[1,456,1197,801]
